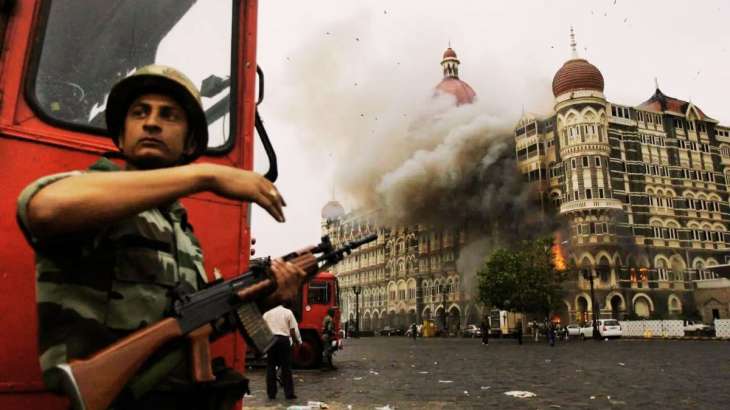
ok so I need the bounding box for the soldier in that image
[17,65,307,410]
[321,307,337,370]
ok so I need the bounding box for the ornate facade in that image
[517,29,729,322]
[322,47,481,334]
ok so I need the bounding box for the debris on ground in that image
[438,380,453,383]
[590,396,596,400]
[375,405,393,410]
[369,370,380,375]
[418,371,429,374]
[353,377,363,381]
[504,391,537,398]
[307,401,329,409]
[618,362,625,366]
[480,386,491,390]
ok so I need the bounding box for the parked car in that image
[462,324,483,338]
[379,326,404,336]
[580,319,622,339]
[683,320,711,333]
[566,324,581,337]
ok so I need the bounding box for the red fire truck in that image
[0,1,273,408]
[292,271,342,368]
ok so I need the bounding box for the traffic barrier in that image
[715,319,730,338]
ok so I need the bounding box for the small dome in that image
[321,200,345,220]
[443,47,457,59]
[435,77,476,105]
[552,58,604,97]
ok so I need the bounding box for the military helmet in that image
[105,65,209,162]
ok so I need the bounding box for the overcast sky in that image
[250,0,730,257]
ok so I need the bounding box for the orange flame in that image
[552,234,567,271]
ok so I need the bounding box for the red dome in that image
[552,58,604,97]
[443,47,457,59]
[435,77,476,105]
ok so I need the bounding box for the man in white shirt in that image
[262,302,301,400]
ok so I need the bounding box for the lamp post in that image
[582,268,600,340]
[441,282,448,337]
[353,285,362,338]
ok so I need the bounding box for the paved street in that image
[242,336,729,409]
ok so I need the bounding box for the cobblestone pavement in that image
[241,337,729,410]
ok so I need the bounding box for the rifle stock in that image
[57,317,183,410]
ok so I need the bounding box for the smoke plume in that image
[273,9,558,289]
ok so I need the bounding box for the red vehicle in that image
[0,1,270,409]
[292,271,342,368]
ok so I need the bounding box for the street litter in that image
[353,377,363,381]
[375,405,393,410]
[369,370,380,375]
[618,362,625,366]
[590,396,596,400]
[418,371,429,374]
[504,391,537,398]
[307,401,329,409]
[438,380,453,383]
[434,361,439,365]
[545,359,552,363]
[480,386,491,390]
[464,390,469,395]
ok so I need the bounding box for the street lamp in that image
[582,268,600,340]
[441,281,448,337]
[353,285,362,338]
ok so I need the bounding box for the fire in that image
[552,234,567,271]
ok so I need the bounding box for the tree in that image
[477,237,567,316]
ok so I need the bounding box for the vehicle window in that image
[307,281,330,305]
[30,0,234,149]
[603,320,619,326]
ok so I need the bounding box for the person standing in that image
[410,323,418,340]
[321,308,337,370]
[263,303,301,400]
[480,317,490,345]
[548,322,556,347]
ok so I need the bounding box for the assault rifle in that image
[53,233,377,410]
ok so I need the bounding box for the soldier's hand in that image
[198,164,286,222]
[261,259,307,309]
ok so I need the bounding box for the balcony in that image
[559,198,623,215]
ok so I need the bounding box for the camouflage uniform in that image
[17,157,208,391]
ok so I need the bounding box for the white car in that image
[566,324,581,336]
[580,319,622,339]
[683,320,711,333]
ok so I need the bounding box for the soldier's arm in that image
[25,163,285,239]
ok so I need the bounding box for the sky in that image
[250,0,730,257]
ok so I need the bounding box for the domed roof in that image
[321,200,345,220]
[552,58,604,97]
[435,78,476,105]
[443,47,457,59]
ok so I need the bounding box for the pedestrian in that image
[410,322,418,340]
[516,320,523,345]
[532,321,539,342]
[480,316,490,345]
[548,322,556,347]
[263,302,301,400]
[16,65,307,410]
[322,307,337,370]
